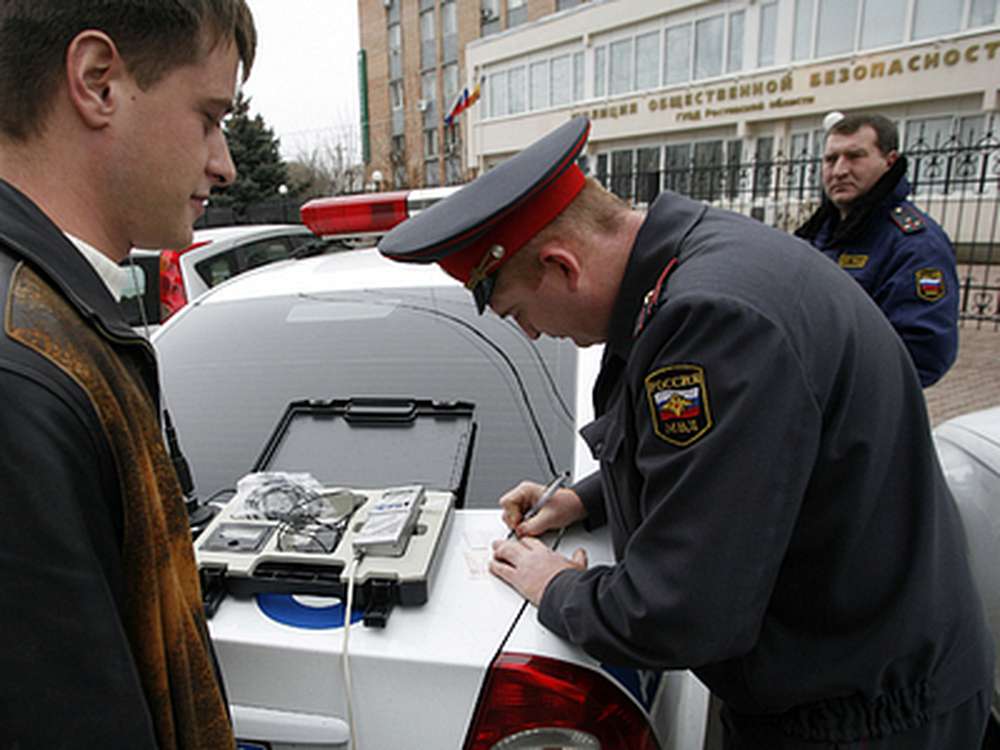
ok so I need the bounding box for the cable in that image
[341,551,364,750]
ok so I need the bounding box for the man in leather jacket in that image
[795,113,959,387]
[0,3,256,747]
[378,117,993,749]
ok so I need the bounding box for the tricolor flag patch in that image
[915,268,945,302]
[644,364,713,447]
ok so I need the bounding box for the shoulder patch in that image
[644,364,713,447]
[915,268,946,302]
[838,253,869,270]
[890,204,925,234]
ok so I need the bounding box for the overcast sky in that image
[242,0,361,160]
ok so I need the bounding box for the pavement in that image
[924,324,1000,426]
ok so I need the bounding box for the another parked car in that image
[118,223,326,328]
[934,405,1000,730]
[152,247,712,750]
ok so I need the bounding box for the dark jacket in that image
[0,180,233,748]
[539,191,992,743]
[795,158,959,386]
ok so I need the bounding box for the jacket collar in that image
[605,190,706,361]
[794,156,910,247]
[0,179,145,345]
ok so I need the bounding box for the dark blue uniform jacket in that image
[796,164,958,387]
[538,191,992,743]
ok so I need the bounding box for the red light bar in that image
[300,191,410,237]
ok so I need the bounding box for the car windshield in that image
[155,285,579,508]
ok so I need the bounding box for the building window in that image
[489,71,506,117]
[792,0,813,60]
[664,24,691,85]
[905,114,989,194]
[424,128,439,159]
[753,136,774,199]
[611,150,634,201]
[424,159,440,187]
[421,70,437,128]
[388,23,402,81]
[816,0,856,57]
[508,0,528,28]
[445,156,464,185]
[557,0,582,9]
[573,51,584,101]
[860,0,905,50]
[386,0,400,24]
[390,80,404,111]
[727,11,744,72]
[481,0,501,36]
[665,143,692,195]
[913,0,961,39]
[442,1,458,62]
[443,63,459,106]
[636,31,661,91]
[594,45,607,97]
[757,2,777,67]
[692,140,724,201]
[637,147,661,205]
[551,54,572,107]
[609,38,634,96]
[530,60,550,110]
[420,7,437,70]
[508,66,526,114]
[694,15,724,80]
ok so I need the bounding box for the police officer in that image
[378,117,993,748]
[796,112,959,387]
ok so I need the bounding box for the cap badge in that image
[466,244,505,292]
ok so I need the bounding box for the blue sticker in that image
[601,664,663,713]
[256,593,364,630]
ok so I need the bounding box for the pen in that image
[508,470,570,539]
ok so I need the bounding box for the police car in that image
[152,193,713,749]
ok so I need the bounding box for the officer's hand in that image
[498,482,586,538]
[489,536,587,606]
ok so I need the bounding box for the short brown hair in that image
[0,0,257,141]
[829,113,899,155]
[503,177,630,284]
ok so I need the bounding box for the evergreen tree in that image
[212,91,289,215]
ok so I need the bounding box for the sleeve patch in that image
[915,268,946,302]
[644,364,713,447]
[891,205,925,234]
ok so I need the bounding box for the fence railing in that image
[597,130,1000,328]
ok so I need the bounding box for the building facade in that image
[358,0,594,189]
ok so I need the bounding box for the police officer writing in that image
[0,2,256,746]
[378,117,993,749]
[796,112,959,387]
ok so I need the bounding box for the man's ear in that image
[885,149,900,168]
[538,241,582,292]
[65,30,127,130]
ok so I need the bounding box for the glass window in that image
[753,136,774,198]
[905,116,953,150]
[420,8,436,69]
[594,46,607,97]
[636,31,661,90]
[489,71,507,118]
[507,0,528,27]
[912,0,961,39]
[725,139,743,200]
[445,156,464,186]
[508,66,526,114]
[816,0,856,57]
[557,0,581,9]
[611,150,635,201]
[792,0,814,60]
[695,15,724,79]
[388,24,402,80]
[595,152,609,189]
[665,24,691,85]
[424,128,439,158]
[530,60,549,110]
[421,71,437,110]
[610,38,634,95]
[727,11,744,73]
[860,0,904,50]
[757,3,777,67]
[424,159,440,187]
[551,55,572,106]
[442,1,458,62]
[481,0,501,35]
[692,140,724,200]
[637,147,661,204]
[970,0,998,26]
[573,52,584,101]
[664,143,691,194]
[390,81,404,110]
[443,63,459,103]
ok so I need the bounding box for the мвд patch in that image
[915,268,945,302]
[644,364,713,447]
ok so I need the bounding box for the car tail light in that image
[300,191,410,237]
[463,653,659,750]
[159,240,210,322]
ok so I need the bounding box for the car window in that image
[118,253,162,326]
[155,286,578,508]
[195,237,297,290]
[196,251,239,289]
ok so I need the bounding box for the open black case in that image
[196,397,476,627]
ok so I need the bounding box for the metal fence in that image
[597,124,1000,328]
